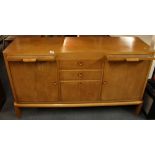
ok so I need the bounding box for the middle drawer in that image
[60,70,102,81]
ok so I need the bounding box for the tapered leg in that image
[135,104,142,115]
[14,106,22,118]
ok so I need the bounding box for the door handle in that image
[126,58,140,62]
[22,58,37,62]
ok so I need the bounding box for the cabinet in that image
[3,36,155,117]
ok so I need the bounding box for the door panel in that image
[9,61,58,102]
[102,60,151,101]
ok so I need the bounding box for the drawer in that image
[59,60,102,69]
[60,81,101,101]
[60,70,102,80]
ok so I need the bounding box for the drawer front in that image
[60,81,101,101]
[59,60,102,69]
[60,70,102,80]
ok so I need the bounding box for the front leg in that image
[135,104,143,115]
[14,106,22,118]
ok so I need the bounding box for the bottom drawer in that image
[60,81,101,101]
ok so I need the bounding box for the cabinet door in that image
[9,61,58,102]
[102,60,151,101]
[60,81,80,101]
[79,81,101,101]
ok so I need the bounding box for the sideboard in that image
[3,36,155,117]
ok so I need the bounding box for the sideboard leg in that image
[135,104,142,115]
[14,106,22,118]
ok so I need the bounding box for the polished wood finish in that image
[3,36,155,117]
[59,60,102,69]
[4,36,154,55]
[9,61,58,102]
[14,100,142,107]
[60,70,102,80]
[102,60,151,101]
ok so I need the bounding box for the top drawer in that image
[59,59,103,70]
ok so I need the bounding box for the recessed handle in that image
[53,82,57,85]
[78,72,83,76]
[22,58,37,62]
[78,72,83,79]
[78,61,84,66]
[103,81,108,85]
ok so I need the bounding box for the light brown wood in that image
[7,56,56,62]
[9,61,58,102]
[61,80,101,101]
[106,55,155,61]
[102,60,151,101]
[59,59,102,70]
[14,100,142,108]
[3,36,155,117]
[60,70,102,80]
[3,36,154,56]
[22,58,36,62]
[60,81,79,101]
[79,81,101,101]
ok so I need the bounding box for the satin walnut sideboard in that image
[3,36,155,117]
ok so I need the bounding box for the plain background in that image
[0,0,155,155]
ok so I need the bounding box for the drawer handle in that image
[78,73,83,79]
[53,82,57,85]
[103,81,108,85]
[78,61,84,66]
[22,58,37,62]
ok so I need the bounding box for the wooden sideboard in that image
[3,36,155,117]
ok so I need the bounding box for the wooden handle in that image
[7,56,56,62]
[126,58,140,62]
[106,54,155,62]
[23,58,36,62]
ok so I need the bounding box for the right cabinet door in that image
[102,60,151,101]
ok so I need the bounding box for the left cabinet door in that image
[9,61,58,102]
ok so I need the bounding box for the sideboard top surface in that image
[3,36,154,56]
